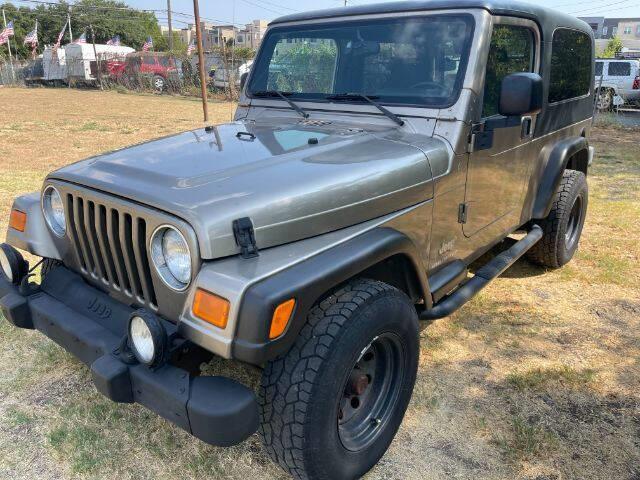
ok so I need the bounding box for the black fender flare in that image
[232,227,430,365]
[532,136,588,219]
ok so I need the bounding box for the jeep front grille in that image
[66,193,158,308]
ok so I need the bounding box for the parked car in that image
[1,1,594,479]
[594,58,640,109]
[107,51,180,91]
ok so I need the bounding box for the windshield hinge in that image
[233,217,259,259]
[458,203,468,224]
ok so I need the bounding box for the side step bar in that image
[420,225,543,321]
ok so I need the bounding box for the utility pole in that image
[90,24,103,90]
[2,9,15,82]
[193,0,208,122]
[167,0,173,51]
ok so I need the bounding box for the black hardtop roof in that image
[270,0,591,35]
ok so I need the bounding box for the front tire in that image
[527,169,588,268]
[259,279,419,480]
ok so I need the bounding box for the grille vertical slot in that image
[65,192,157,309]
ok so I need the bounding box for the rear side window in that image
[595,61,603,76]
[482,25,535,117]
[549,29,592,103]
[608,61,631,76]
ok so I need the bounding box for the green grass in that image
[507,365,596,391]
[495,417,558,460]
[5,407,34,428]
[79,121,100,131]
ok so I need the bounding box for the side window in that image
[608,61,631,76]
[482,25,535,117]
[595,61,603,76]
[549,29,592,103]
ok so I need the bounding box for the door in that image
[463,20,540,237]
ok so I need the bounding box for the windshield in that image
[248,15,474,108]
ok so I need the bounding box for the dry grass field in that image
[0,87,638,480]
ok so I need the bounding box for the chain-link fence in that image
[593,67,640,128]
[0,49,249,101]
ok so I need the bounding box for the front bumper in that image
[0,266,258,447]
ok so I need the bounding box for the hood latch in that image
[233,217,259,259]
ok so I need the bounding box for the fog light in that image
[0,244,28,285]
[128,310,167,367]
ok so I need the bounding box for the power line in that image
[569,0,637,15]
[236,0,290,16]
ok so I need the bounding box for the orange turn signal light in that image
[9,210,27,232]
[269,298,296,339]
[192,289,230,329]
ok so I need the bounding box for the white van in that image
[595,58,640,109]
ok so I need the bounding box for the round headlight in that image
[128,310,166,366]
[42,186,66,237]
[150,225,192,290]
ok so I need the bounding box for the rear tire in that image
[259,278,419,480]
[152,75,165,92]
[596,89,613,111]
[527,169,588,268]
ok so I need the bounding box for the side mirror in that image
[240,72,248,91]
[499,72,543,117]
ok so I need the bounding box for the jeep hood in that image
[50,118,444,259]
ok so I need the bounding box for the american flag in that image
[23,23,38,46]
[74,32,87,44]
[142,36,153,52]
[52,22,67,54]
[107,35,120,46]
[0,21,14,45]
[187,39,196,56]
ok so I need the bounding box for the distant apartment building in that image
[161,19,269,52]
[235,20,269,49]
[579,16,640,39]
[208,25,238,49]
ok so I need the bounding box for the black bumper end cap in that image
[0,292,33,329]
[91,355,134,404]
[188,376,259,447]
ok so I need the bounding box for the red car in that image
[107,52,180,91]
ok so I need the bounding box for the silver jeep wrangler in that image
[1,1,595,478]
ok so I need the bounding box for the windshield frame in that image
[246,13,475,110]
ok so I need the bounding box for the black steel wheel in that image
[527,169,588,268]
[337,332,404,452]
[259,278,419,480]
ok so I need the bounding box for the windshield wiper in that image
[325,93,405,126]
[252,90,309,119]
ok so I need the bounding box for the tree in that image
[601,36,623,58]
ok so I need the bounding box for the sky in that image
[117,0,640,27]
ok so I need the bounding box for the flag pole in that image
[33,18,38,59]
[193,0,208,122]
[2,9,15,82]
[67,9,73,43]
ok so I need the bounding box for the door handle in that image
[520,116,533,139]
